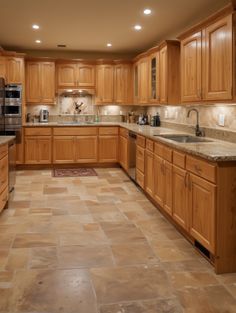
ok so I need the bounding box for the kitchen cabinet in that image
[98,127,119,163]
[180,14,233,102]
[53,136,75,164]
[96,64,114,104]
[136,135,145,188]
[145,149,154,197]
[26,61,55,104]
[57,63,95,88]
[138,57,149,104]
[133,62,139,103]
[114,64,133,104]
[75,136,98,163]
[0,144,9,213]
[153,154,165,208]
[149,52,160,103]
[159,41,180,104]
[0,57,24,84]
[119,128,129,171]
[25,137,52,164]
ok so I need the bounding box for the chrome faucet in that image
[187,108,204,137]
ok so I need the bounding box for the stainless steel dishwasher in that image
[128,131,137,181]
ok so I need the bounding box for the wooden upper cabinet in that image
[181,32,202,102]
[26,61,55,104]
[96,64,114,104]
[159,41,180,104]
[149,52,160,103]
[57,64,95,88]
[7,57,24,84]
[114,64,133,104]
[57,64,77,87]
[204,15,232,101]
[138,57,149,104]
[0,57,7,81]
[77,65,95,87]
[133,62,139,103]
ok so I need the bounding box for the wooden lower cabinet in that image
[163,160,173,215]
[25,136,52,164]
[0,146,8,213]
[75,136,98,163]
[98,136,118,162]
[145,150,154,197]
[188,173,216,253]
[119,135,128,171]
[172,165,188,230]
[153,155,165,208]
[53,136,75,164]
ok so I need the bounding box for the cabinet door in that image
[77,65,95,87]
[181,32,202,102]
[25,137,38,164]
[0,154,8,194]
[99,136,118,162]
[114,64,132,104]
[133,63,139,103]
[26,62,41,103]
[159,46,168,104]
[153,155,165,207]
[145,150,154,197]
[38,137,52,164]
[41,62,55,104]
[149,52,160,102]
[57,64,77,87]
[172,165,188,230]
[188,173,216,253]
[119,135,128,171]
[7,57,24,84]
[75,136,98,163]
[96,65,114,104]
[53,136,75,163]
[204,15,232,100]
[138,58,149,104]
[163,160,172,216]
[0,57,7,81]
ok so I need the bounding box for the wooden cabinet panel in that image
[119,135,128,171]
[136,145,145,173]
[0,186,8,213]
[78,65,95,87]
[172,165,188,230]
[0,154,8,194]
[25,137,38,164]
[181,32,202,102]
[149,52,160,102]
[136,135,145,148]
[7,58,24,84]
[99,127,119,135]
[119,127,128,138]
[114,64,132,104]
[96,65,114,104]
[173,150,186,169]
[38,137,52,164]
[57,64,77,87]
[138,58,149,104]
[41,62,55,103]
[75,136,98,163]
[53,127,97,136]
[153,155,165,207]
[99,136,118,162]
[204,15,232,100]
[53,136,75,163]
[163,160,173,215]
[186,155,216,183]
[0,144,8,160]
[25,127,52,136]
[25,136,51,164]
[0,57,7,80]
[26,62,41,103]
[189,173,216,253]
[159,46,168,103]
[145,150,154,197]
[136,169,144,189]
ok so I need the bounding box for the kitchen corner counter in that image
[0,136,15,146]
[23,122,236,162]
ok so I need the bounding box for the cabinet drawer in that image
[53,127,97,136]
[0,187,8,213]
[173,150,186,169]
[146,139,154,152]
[136,146,145,173]
[137,135,146,148]
[0,144,8,159]
[136,169,144,189]
[99,127,119,135]
[25,127,52,136]
[186,155,216,183]
[0,154,8,194]
[119,127,128,138]
[154,142,172,162]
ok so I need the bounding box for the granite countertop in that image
[23,122,236,162]
[0,136,16,146]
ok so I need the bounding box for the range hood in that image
[58,88,95,97]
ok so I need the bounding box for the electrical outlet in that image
[218,114,225,127]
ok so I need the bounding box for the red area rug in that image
[52,168,98,177]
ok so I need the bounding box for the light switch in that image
[218,114,225,127]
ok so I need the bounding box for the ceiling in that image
[0,0,230,55]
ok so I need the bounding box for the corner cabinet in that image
[180,14,233,102]
[96,64,114,104]
[26,61,55,104]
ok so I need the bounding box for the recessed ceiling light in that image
[134,25,142,31]
[32,24,40,29]
[107,43,112,47]
[35,40,41,44]
[144,8,152,15]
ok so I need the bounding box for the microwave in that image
[5,84,22,105]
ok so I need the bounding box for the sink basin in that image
[154,134,213,143]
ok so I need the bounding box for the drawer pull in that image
[194,164,202,173]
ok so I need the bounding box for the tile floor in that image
[0,168,236,312]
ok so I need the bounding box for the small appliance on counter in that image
[150,113,161,127]
[137,114,148,125]
[39,109,49,123]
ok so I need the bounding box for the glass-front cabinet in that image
[149,52,160,103]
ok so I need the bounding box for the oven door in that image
[4,104,21,117]
[5,88,22,101]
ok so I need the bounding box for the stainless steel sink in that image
[154,134,213,143]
